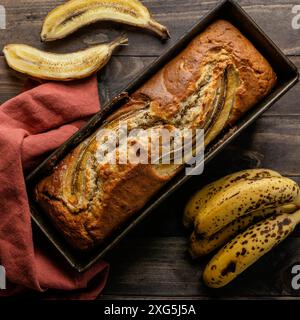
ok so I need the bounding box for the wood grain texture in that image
[101,236,300,298]
[0,57,25,104]
[0,0,300,56]
[1,0,300,300]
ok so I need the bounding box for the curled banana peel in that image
[189,203,298,259]
[183,168,282,229]
[194,176,300,237]
[41,0,170,42]
[203,209,300,288]
[3,36,128,81]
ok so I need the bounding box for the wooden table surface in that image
[1,0,300,300]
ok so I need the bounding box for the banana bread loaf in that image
[34,20,277,250]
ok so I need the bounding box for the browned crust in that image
[132,19,276,124]
[34,20,276,250]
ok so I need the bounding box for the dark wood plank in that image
[0,0,300,56]
[101,235,300,298]
[225,116,300,176]
[1,0,300,300]
[2,0,300,106]
[97,56,153,105]
[0,57,25,104]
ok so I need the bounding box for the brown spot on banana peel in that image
[195,177,300,237]
[189,203,297,259]
[221,261,236,276]
[203,210,300,288]
[183,169,282,230]
[41,0,170,41]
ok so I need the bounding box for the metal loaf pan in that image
[26,0,299,271]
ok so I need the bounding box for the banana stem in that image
[148,19,171,40]
[109,35,129,51]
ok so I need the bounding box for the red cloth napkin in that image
[0,76,109,299]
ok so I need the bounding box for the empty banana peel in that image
[41,0,170,41]
[3,36,128,81]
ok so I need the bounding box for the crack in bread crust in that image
[34,20,277,250]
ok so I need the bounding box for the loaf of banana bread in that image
[34,20,277,250]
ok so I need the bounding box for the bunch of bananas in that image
[3,0,169,81]
[183,169,300,288]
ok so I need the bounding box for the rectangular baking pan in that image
[26,0,299,272]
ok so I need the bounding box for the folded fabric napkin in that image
[0,76,109,300]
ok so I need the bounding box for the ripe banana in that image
[41,0,170,42]
[194,176,300,237]
[203,210,300,288]
[189,203,298,258]
[183,169,282,229]
[3,36,127,81]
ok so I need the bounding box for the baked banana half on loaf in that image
[34,20,277,250]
